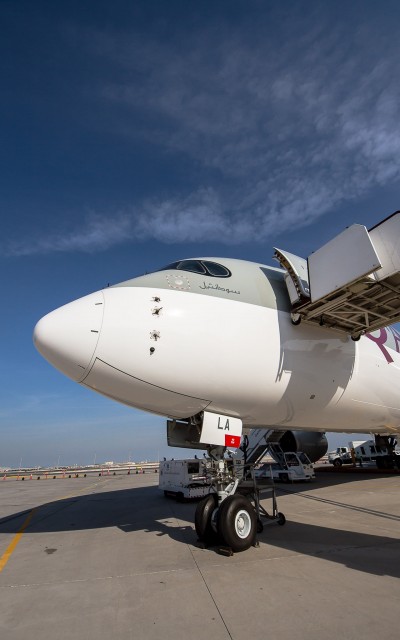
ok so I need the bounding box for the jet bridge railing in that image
[235,428,284,468]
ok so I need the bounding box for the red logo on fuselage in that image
[366,326,400,364]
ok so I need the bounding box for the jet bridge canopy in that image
[274,211,400,339]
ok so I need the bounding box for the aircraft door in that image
[273,248,310,307]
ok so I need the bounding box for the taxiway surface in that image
[1,471,399,639]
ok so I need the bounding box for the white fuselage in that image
[33,257,400,436]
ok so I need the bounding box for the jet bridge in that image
[274,211,400,339]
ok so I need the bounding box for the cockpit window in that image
[159,260,231,278]
[177,260,207,274]
[201,261,230,277]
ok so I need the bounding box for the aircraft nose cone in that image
[33,291,104,381]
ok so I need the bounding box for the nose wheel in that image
[195,494,219,546]
[195,494,257,552]
[217,495,257,551]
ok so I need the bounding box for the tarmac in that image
[0,470,399,640]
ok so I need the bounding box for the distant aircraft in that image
[34,210,400,550]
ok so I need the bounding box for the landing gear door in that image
[167,419,205,450]
[274,248,310,307]
[200,412,243,448]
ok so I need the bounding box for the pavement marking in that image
[0,567,192,589]
[276,486,400,521]
[0,508,37,573]
[0,479,110,574]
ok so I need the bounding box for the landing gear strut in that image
[166,412,285,552]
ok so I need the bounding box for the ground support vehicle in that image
[328,446,354,466]
[159,458,211,500]
[255,449,315,482]
[328,438,400,469]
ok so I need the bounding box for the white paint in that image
[33,291,104,382]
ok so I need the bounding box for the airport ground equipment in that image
[328,436,400,468]
[233,427,327,466]
[232,431,315,482]
[275,211,400,340]
[255,444,315,482]
[235,428,282,466]
[159,458,211,500]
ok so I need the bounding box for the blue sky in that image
[1,1,400,468]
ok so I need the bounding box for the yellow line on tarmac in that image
[0,508,37,573]
[0,479,110,573]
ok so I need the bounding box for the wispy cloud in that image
[5,213,132,256]
[5,6,400,255]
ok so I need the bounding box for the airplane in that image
[34,210,400,551]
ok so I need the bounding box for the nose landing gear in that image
[194,447,285,553]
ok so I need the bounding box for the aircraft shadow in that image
[256,519,400,578]
[0,480,399,578]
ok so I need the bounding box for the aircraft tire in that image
[195,494,219,545]
[217,495,257,552]
[379,456,394,470]
[291,313,302,326]
[277,512,286,526]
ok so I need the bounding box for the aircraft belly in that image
[83,358,210,418]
